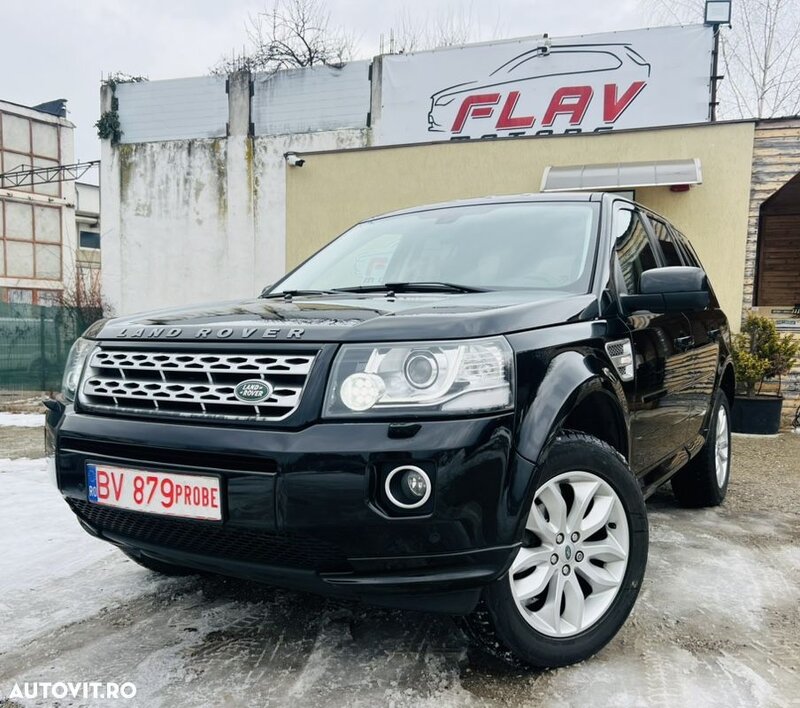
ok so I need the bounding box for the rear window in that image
[648,217,683,267]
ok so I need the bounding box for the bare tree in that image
[386,8,425,54]
[213,0,355,74]
[385,2,500,54]
[61,264,112,335]
[646,0,800,118]
[431,4,475,48]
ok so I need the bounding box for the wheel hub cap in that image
[715,406,730,487]
[508,470,630,638]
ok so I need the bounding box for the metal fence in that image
[0,302,90,394]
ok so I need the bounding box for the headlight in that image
[324,336,514,417]
[61,338,96,402]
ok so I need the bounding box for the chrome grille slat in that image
[80,348,316,422]
[83,378,303,407]
[89,350,315,376]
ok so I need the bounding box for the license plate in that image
[86,463,222,521]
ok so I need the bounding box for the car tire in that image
[671,391,731,508]
[120,548,197,576]
[463,432,648,668]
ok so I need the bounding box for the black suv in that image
[48,193,733,668]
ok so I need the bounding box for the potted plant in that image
[731,313,800,434]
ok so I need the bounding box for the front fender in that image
[515,349,629,465]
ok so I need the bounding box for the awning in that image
[540,158,703,192]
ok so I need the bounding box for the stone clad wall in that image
[745,118,800,428]
[743,119,800,309]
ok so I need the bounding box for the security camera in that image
[539,33,551,55]
[285,152,305,167]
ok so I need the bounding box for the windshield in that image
[273,202,599,295]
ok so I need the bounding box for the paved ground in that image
[0,426,798,707]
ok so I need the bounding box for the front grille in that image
[79,349,316,422]
[69,499,349,572]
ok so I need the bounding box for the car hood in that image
[94,291,598,343]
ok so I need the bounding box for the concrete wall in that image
[101,74,368,315]
[285,121,755,326]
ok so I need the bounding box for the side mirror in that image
[621,266,710,314]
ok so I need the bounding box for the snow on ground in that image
[0,458,177,656]
[0,458,798,707]
[0,413,45,428]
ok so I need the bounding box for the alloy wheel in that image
[715,406,730,487]
[509,471,630,637]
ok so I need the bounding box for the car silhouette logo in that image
[427,42,651,137]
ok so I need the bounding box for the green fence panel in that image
[0,302,95,394]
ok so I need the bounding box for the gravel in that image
[0,427,44,459]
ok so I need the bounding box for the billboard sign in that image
[373,25,714,145]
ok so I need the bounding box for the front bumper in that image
[51,408,535,614]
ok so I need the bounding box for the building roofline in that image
[291,117,758,159]
[0,99,75,127]
[755,115,800,125]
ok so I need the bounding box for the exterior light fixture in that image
[704,0,732,122]
[704,0,732,26]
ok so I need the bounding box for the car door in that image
[644,215,704,440]
[612,205,695,474]
[671,226,724,441]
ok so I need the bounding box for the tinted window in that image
[648,217,683,267]
[275,203,600,294]
[614,208,657,294]
[672,229,701,268]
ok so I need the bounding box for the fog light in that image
[385,465,432,510]
[340,373,385,411]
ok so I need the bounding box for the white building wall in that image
[101,73,369,315]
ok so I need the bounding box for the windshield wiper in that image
[260,289,339,300]
[334,282,489,294]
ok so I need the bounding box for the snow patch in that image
[0,412,45,428]
[0,457,173,654]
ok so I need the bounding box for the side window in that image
[613,208,658,294]
[648,217,684,267]
[672,229,701,268]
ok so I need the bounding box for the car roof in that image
[365,192,610,221]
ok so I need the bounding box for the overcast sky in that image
[3,0,653,168]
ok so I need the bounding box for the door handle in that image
[675,335,695,351]
[707,328,721,341]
